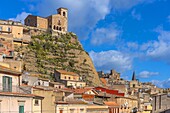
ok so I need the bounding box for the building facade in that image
[25,7,68,33]
[54,70,86,88]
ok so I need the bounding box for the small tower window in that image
[58,20,61,25]
[59,27,62,31]
[53,25,56,30]
[28,19,30,24]
[56,26,59,30]
[63,12,66,17]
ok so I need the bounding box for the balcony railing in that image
[0,84,32,94]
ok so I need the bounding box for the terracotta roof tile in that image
[74,88,92,94]
[100,78,107,85]
[104,101,119,106]
[56,70,79,76]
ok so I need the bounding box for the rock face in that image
[19,33,100,86]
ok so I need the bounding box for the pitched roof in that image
[50,82,64,85]
[56,70,79,76]
[104,101,119,106]
[56,100,88,105]
[100,78,107,85]
[0,65,21,76]
[74,88,93,94]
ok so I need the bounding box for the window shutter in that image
[2,76,6,91]
[19,106,24,113]
[9,77,12,92]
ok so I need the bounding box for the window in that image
[155,96,156,110]
[57,26,59,30]
[3,76,12,92]
[70,109,74,113]
[59,110,63,113]
[59,27,62,31]
[53,25,56,30]
[68,77,71,80]
[63,12,66,17]
[64,76,67,79]
[34,99,39,106]
[27,19,30,23]
[159,95,161,109]
[80,108,84,113]
[58,20,61,25]
[133,84,135,88]
[19,105,24,113]
[7,27,11,32]
[0,27,2,31]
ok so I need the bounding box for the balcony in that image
[0,83,32,94]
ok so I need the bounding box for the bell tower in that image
[57,7,68,18]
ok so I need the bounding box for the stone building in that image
[151,93,170,113]
[25,7,68,34]
[54,70,86,88]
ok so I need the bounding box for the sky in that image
[1,0,170,88]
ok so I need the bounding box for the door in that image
[19,105,24,113]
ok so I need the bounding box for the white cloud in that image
[9,12,31,24]
[91,26,120,45]
[152,78,170,88]
[131,9,141,20]
[127,42,139,50]
[138,71,159,78]
[89,50,132,72]
[35,0,110,39]
[26,0,153,40]
[145,29,170,63]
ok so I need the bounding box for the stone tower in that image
[57,8,68,18]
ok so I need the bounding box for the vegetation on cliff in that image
[19,33,100,86]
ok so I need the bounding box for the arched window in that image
[56,26,59,30]
[53,25,56,30]
[59,27,62,31]
[58,20,61,25]
[63,12,66,17]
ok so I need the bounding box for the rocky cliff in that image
[17,33,101,86]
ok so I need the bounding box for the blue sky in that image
[1,0,170,88]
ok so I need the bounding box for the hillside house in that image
[54,70,86,88]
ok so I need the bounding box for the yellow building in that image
[114,96,138,113]
[142,103,152,113]
[56,100,87,113]
[54,70,86,88]
[33,88,56,113]
[0,19,31,48]
[0,20,23,38]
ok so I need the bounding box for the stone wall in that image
[152,94,170,113]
